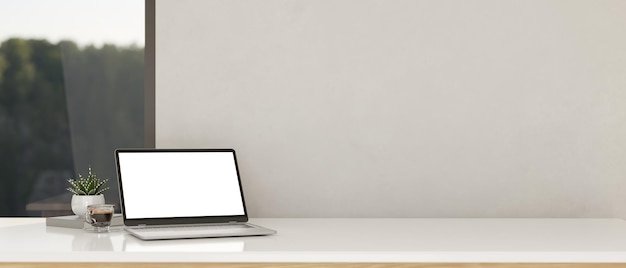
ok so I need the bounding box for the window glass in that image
[0,0,145,216]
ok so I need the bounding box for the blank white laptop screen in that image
[117,151,245,219]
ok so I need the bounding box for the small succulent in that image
[66,166,110,195]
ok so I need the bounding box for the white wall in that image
[155,0,626,218]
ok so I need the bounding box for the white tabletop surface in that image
[2,218,626,262]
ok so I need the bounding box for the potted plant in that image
[67,166,110,217]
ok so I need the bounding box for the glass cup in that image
[84,204,115,232]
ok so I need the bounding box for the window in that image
[0,0,150,216]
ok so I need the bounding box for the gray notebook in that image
[46,214,123,229]
[115,148,276,240]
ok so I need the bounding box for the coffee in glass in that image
[85,204,115,232]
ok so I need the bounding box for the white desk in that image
[1,218,626,267]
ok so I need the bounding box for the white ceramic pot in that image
[71,194,105,218]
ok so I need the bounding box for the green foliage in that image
[0,38,144,215]
[0,38,75,214]
[66,167,109,196]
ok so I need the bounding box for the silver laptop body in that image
[115,148,276,240]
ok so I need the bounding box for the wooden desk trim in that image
[1,263,626,268]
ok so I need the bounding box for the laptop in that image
[115,148,276,240]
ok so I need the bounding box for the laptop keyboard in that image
[130,224,253,237]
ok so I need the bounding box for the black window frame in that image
[145,0,155,148]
